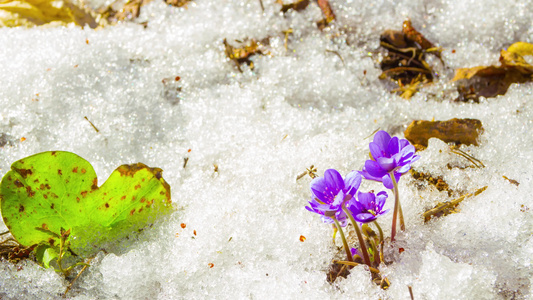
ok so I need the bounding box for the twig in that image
[84,116,100,133]
[325,49,345,66]
[450,147,485,168]
[423,186,487,222]
[63,257,94,297]
[333,260,380,274]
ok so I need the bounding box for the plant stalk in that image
[332,217,353,262]
[343,207,372,267]
[390,171,403,242]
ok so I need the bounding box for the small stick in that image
[333,260,380,274]
[282,29,293,52]
[325,49,345,66]
[64,257,94,297]
[408,285,414,300]
[84,116,100,133]
[364,128,380,140]
[258,0,264,11]
[183,157,189,168]
[296,165,317,180]
[450,147,484,168]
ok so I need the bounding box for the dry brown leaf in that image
[404,118,483,149]
[453,42,533,102]
[379,21,442,99]
[164,0,192,8]
[278,0,310,13]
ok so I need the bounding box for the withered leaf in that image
[278,0,310,13]
[316,0,335,29]
[224,38,268,72]
[0,0,98,28]
[164,0,192,7]
[99,0,152,24]
[402,20,439,55]
[379,20,442,99]
[453,42,533,102]
[404,118,483,149]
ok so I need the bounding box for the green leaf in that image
[0,151,172,256]
[35,244,58,268]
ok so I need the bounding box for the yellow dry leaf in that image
[0,0,97,27]
[452,66,491,81]
[506,41,533,58]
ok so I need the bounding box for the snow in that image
[1,0,533,299]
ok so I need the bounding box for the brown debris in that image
[100,0,152,24]
[410,169,452,196]
[453,42,533,102]
[326,261,350,283]
[0,233,34,263]
[278,0,335,29]
[502,175,520,186]
[164,0,192,7]
[223,38,268,72]
[278,0,310,13]
[404,118,483,149]
[423,186,487,223]
[379,20,442,99]
[316,0,335,29]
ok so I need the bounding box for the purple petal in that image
[358,169,383,182]
[365,160,387,178]
[357,192,375,208]
[324,169,345,193]
[382,174,394,189]
[400,139,410,148]
[387,137,400,155]
[354,213,377,223]
[343,171,362,196]
[369,142,384,160]
[382,173,402,189]
[320,216,334,224]
[331,192,346,208]
[397,164,411,173]
[346,199,364,215]
[377,209,390,217]
[399,144,415,157]
[375,191,388,210]
[373,131,391,151]
[377,156,396,171]
[310,177,329,203]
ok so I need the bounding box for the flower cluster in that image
[304,130,419,285]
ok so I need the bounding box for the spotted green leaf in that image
[0,151,172,256]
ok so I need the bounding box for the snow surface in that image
[1,0,533,299]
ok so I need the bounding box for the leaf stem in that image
[332,217,352,262]
[373,220,385,262]
[389,171,404,242]
[343,206,371,267]
[369,238,380,265]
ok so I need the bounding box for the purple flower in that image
[347,191,389,223]
[359,130,419,189]
[305,169,362,226]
